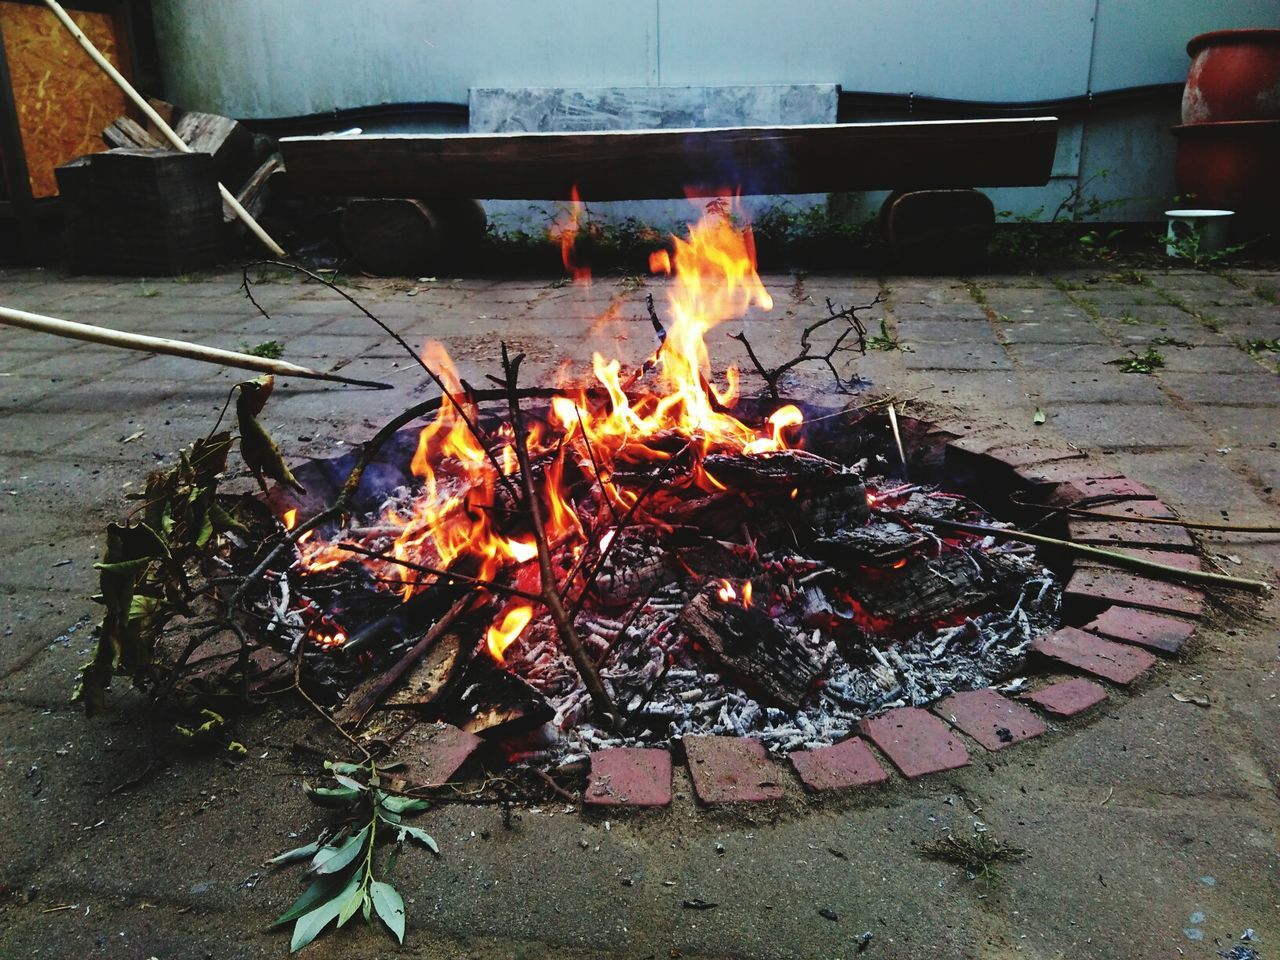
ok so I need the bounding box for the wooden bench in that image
[279,117,1058,269]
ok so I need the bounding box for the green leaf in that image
[330,774,367,793]
[324,760,365,776]
[370,880,406,944]
[290,872,360,952]
[1032,408,1046,425]
[273,871,351,927]
[381,795,431,816]
[336,882,367,928]
[397,824,439,854]
[303,783,361,808]
[265,840,322,868]
[311,825,369,876]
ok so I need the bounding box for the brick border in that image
[406,426,1215,807]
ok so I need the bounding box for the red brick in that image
[399,722,484,788]
[1046,476,1159,507]
[1075,548,1203,572]
[1065,569,1204,618]
[1081,606,1196,655]
[1014,463,1118,486]
[1019,678,1109,717]
[1068,518,1196,551]
[1032,627,1157,685]
[859,707,970,779]
[584,748,672,808]
[933,688,1047,751]
[789,737,889,792]
[983,444,1089,470]
[683,736,785,804]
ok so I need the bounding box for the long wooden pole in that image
[1,305,392,389]
[40,0,288,258]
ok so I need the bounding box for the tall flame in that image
[288,196,807,661]
[551,185,591,285]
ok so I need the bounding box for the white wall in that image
[151,0,1280,221]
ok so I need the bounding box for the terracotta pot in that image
[1182,28,1280,124]
[1172,119,1280,215]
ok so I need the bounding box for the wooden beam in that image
[280,117,1058,201]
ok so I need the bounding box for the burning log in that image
[680,590,826,711]
[843,551,998,625]
[447,658,554,739]
[382,629,470,712]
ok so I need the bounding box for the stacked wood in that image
[173,109,258,193]
[103,116,161,150]
[55,149,225,274]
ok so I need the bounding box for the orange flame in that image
[717,579,736,603]
[487,602,534,663]
[289,196,810,665]
[551,185,591,285]
[282,508,298,531]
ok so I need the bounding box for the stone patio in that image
[0,260,1276,959]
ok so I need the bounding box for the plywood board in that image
[1,1,130,198]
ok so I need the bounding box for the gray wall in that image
[152,1,1280,222]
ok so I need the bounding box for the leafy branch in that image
[269,759,439,951]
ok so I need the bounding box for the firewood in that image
[381,629,469,711]
[844,551,995,625]
[446,658,554,739]
[174,109,257,190]
[232,153,283,222]
[103,115,162,150]
[679,590,824,711]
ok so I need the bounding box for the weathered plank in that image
[280,117,1058,200]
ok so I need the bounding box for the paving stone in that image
[1019,677,1109,717]
[1074,547,1203,573]
[1032,626,1158,685]
[789,736,889,792]
[932,688,1047,751]
[1013,462,1115,486]
[858,707,970,779]
[1068,518,1196,551]
[1064,568,1204,618]
[682,736,785,804]
[398,722,484,788]
[1081,606,1197,655]
[584,748,673,808]
[1045,475,1160,506]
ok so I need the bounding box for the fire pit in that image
[227,206,1063,771]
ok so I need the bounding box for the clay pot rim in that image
[1172,118,1280,138]
[1187,28,1280,59]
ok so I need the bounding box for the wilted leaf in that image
[237,378,305,496]
[370,880,406,943]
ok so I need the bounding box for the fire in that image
[287,196,805,663]
[487,602,534,663]
[716,579,753,608]
[551,185,591,285]
[282,508,297,531]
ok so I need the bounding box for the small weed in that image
[1077,227,1125,261]
[1107,346,1166,374]
[1246,337,1280,356]
[1108,268,1146,286]
[138,283,160,298]
[1150,335,1193,349]
[921,824,1027,880]
[240,340,285,359]
[866,319,911,352]
[1115,310,1141,325]
[1164,227,1248,267]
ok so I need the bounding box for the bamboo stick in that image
[908,514,1272,593]
[1,305,392,389]
[40,0,288,258]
